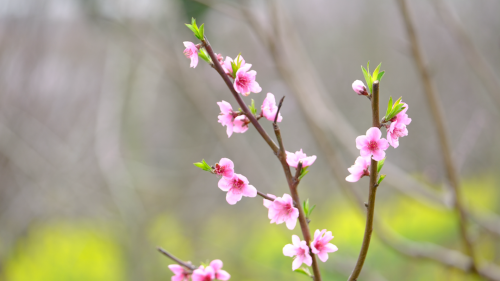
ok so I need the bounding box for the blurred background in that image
[0,0,499,280]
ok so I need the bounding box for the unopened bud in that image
[352,80,368,96]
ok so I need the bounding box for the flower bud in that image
[352,80,368,96]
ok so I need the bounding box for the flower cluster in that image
[169,260,230,281]
[215,158,257,205]
[346,73,411,182]
[184,28,336,277]
[283,231,337,270]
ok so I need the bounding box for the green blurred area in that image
[3,174,498,281]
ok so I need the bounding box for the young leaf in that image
[394,96,403,105]
[198,48,211,63]
[361,66,372,93]
[294,267,312,277]
[377,71,385,82]
[308,205,316,217]
[298,170,309,180]
[185,24,198,35]
[194,159,212,172]
[377,158,386,173]
[198,23,205,39]
[372,63,381,82]
[377,174,386,185]
[249,99,257,115]
[386,96,393,117]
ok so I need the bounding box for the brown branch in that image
[157,247,195,271]
[201,36,322,281]
[397,0,479,275]
[348,81,381,281]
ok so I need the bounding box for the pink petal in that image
[292,235,301,246]
[285,215,297,230]
[183,41,195,48]
[218,177,232,191]
[292,256,304,271]
[190,55,198,68]
[242,184,257,197]
[217,101,232,114]
[366,127,382,141]
[172,274,185,281]
[318,252,329,262]
[356,135,367,149]
[216,270,231,280]
[377,138,389,150]
[168,264,185,275]
[360,147,371,157]
[226,189,243,205]
[301,155,317,167]
[303,253,312,266]
[372,149,386,161]
[314,229,321,240]
[346,174,361,182]
[283,244,297,257]
[209,260,223,271]
[324,243,338,253]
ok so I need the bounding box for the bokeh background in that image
[0,0,499,280]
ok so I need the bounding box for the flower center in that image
[232,178,245,193]
[214,163,225,175]
[184,50,193,58]
[236,75,249,88]
[296,247,305,256]
[368,140,378,150]
[203,275,212,281]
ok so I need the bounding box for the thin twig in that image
[348,81,381,281]
[257,190,276,201]
[397,0,479,274]
[157,247,195,271]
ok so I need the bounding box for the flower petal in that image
[283,244,296,257]
[366,127,382,140]
[209,260,223,271]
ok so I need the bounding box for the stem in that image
[348,81,380,281]
[257,190,276,201]
[202,38,279,154]
[202,36,322,281]
[397,0,478,274]
[157,247,195,271]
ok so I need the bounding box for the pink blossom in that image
[217,101,235,137]
[387,121,408,148]
[356,127,389,161]
[218,173,257,205]
[352,80,368,95]
[209,260,231,280]
[222,56,249,77]
[183,41,199,68]
[214,158,234,178]
[261,93,283,122]
[266,193,299,230]
[311,229,338,262]
[232,115,249,134]
[283,235,312,271]
[192,265,215,281]
[168,264,191,281]
[286,149,317,168]
[345,156,371,182]
[234,64,262,96]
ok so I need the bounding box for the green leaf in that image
[249,99,257,115]
[198,48,211,63]
[191,17,196,26]
[367,61,370,74]
[193,159,212,172]
[308,205,316,216]
[185,24,198,35]
[361,65,372,93]
[298,170,309,180]
[377,158,385,173]
[377,174,386,186]
[303,199,310,217]
[394,96,402,105]
[377,71,385,82]
[294,267,312,277]
[372,63,381,82]
[386,96,393,117]
[198,23,205,39]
